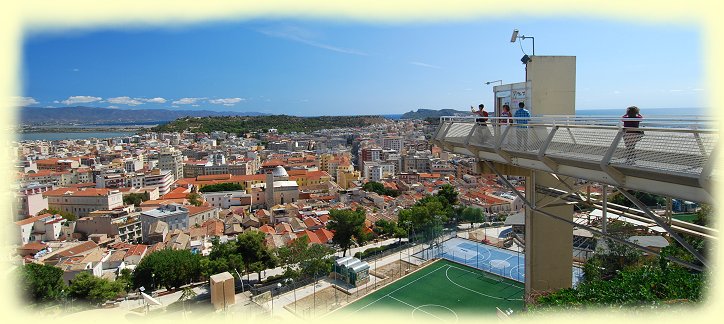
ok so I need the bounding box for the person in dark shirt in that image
[622,106,643,164]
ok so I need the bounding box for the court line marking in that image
[444,266,523,301]
[445,264,524,293]
[389,296,459,324]
[349,263,447,315]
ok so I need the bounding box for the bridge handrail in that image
[438,115,718,132]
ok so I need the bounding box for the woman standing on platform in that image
[622,106,643,164]
[471,104,489,124]
[500,104,513,124]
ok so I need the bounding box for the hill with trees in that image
[400,108,468,120]
[150,115,387,134]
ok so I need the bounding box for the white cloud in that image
[107,96,144,106]
[144,97,167,103]
[61,95,102,105]
[191,104,200,107]
[14,96,39,106]
[409,61,441,69]
[53,100,59,103]
[258,26,368,56]
[107,105,119,109]
[173,97,205,105]
[171,105,179,108]
[209,98,245,106]
[72,68,79,72]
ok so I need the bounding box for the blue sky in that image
[19,17,705,116]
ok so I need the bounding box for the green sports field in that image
[336,259,524,320]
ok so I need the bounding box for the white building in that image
[143,169,174,196]
[363,162,396,182]
[158,147,184,181]
[139,204,189,243]
[44,188,124,217]
[202,190,251,209]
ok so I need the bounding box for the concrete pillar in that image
[525,171,574,296]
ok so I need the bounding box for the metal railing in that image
[433,115,718,201]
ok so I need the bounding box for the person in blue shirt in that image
[513,102,531,149]
[513,102,531,125]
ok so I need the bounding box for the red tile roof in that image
[14,213,54,226]
[124,244,147,258]
[259,224,275,234]
[313,228,334,244]
[43,187,116,197]
[187,205,216,216]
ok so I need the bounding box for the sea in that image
[575,107,709,117]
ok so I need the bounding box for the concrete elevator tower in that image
[485,55,577,299]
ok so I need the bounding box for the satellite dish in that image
[141,292,162,306]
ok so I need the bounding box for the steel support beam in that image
[617,189,709,268]
[484,160,705,272]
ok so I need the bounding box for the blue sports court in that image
[414,237,584,286]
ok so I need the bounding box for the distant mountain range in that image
[19,106,269,125]
[400,109,469,120]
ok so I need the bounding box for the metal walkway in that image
[432,115,718,203]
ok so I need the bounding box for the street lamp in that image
[271,282,281,315]
[510,29,535,56]
[485,80,503,86]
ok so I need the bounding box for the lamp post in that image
[271,282,281,316]
[510,29,535,56]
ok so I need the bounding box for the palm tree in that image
[179,286,197,318]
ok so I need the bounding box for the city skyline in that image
[19,17,704,116]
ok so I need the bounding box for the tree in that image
[277,235,310,273]
[117,268,133,292]
[133,249,202,290]
[362,181,400,197]
[694,204,711,226]
[608,190,665,208]
[69,272,125,305]
[199,183,244,193]
[327,208,367,256]
[236,231,277,280]
[582,237,644,282]
[436,184,459,205]
[187,192,203,207]
[393,226,408,244]
[179,286,198,315]
[123,193,150,207]
[20,263,67,303]
[299,244,335,278]
[37,208,77,222]
[461,207,484,227]
[204,239,244,279]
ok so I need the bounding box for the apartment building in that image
[44,187,124,217]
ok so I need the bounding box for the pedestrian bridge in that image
[432,115,718,203]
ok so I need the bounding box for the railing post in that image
[537,125,559,172]
[599,129,626,186]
